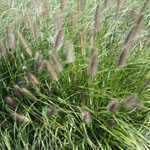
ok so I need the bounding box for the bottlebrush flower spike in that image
[4,96,17,110]
[64,40,76,63]
[117,1,147,68]
[17,32,32,56]
[51,52,63,73]
[11,112,30,123]
[38,60,47,72]
[117,14,144,68]
[35,52,46,72]
[26,15,40,40]
[27,73,40,85]
[87,47,98,77]
[53,29,64,51]
[122,95,141,109]
[107,100,120,113]
[82,111,92,124]
[6,27,16,50]
[45,60,59,81]
[94,4,101,34]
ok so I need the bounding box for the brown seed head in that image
[50,52,63,73]
[107,100,120,112]
[94,4,101,33]
[46,61,59,81]
[122,95,141,109]
[53,29,64,51]
[87,47,99,76]
[82,111,92,123]
[27,73,40,85]
[11,112,30,123]
[17,32,32,56]
[64,40,75,63]
[4,96,17,110]
[6,27,16,50]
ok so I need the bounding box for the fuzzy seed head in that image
[94,4,101,33]
[117,47,129,68]
[4,96,17,110]
[51,52,63,73]
[46,61,59,81]
[17,32,32,56]
[35,53,46,72]
[11,112,30,123]
[6,27,16,50]
[107,100,120,112]
[123,95,141,109]
[82,111,92,124]
[64,40,75,63]
[27,73,40,85]
[53,29,64,51]
[87,47,99,76]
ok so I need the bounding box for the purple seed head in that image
[82,111,92,123]
[107,100,120,113]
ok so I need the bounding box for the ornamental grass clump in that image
[0,0,149,149]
